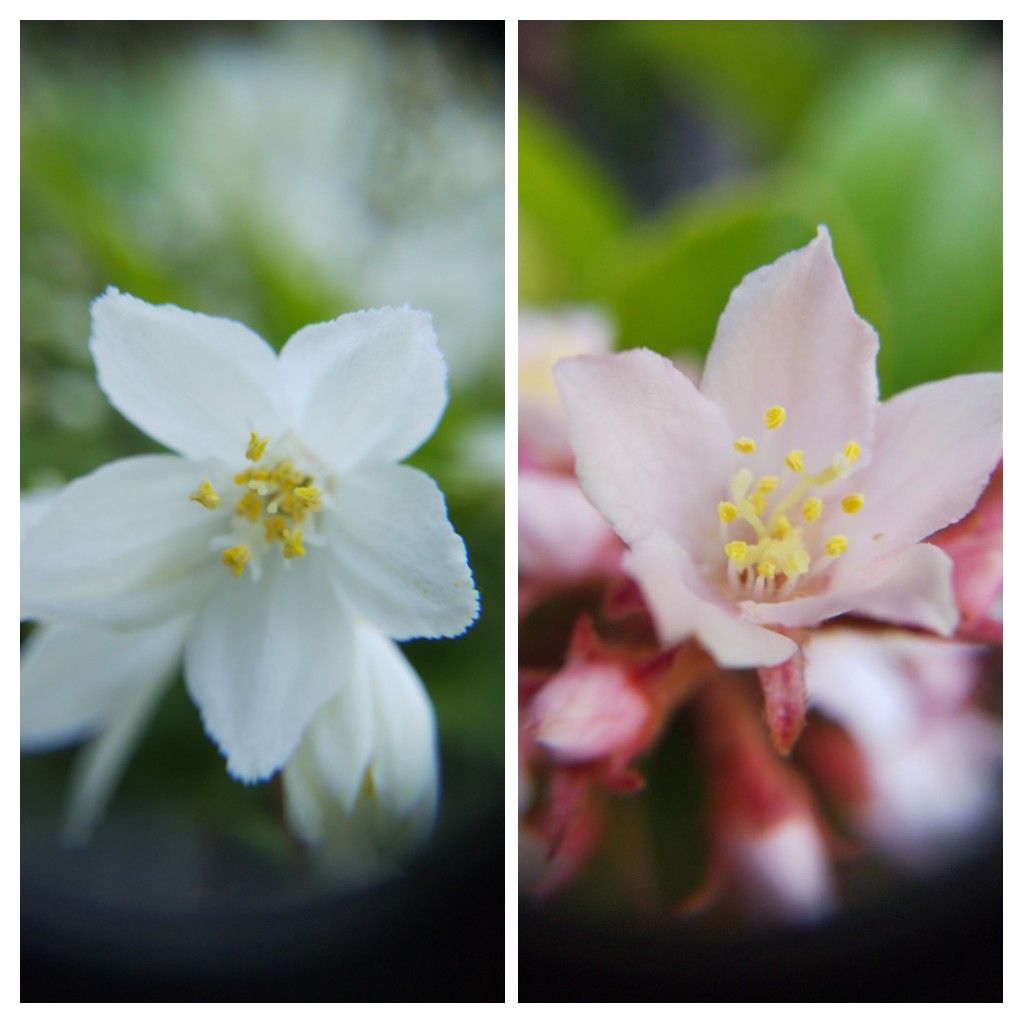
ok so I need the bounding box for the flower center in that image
[189,431,323,579]
[717,405,866,598]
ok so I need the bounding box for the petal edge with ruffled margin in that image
[625,532,797,668]
[555,349,734,550]
[90,289,284,464]
[21,455,225,629]
[278,308,447,473]
[699,227,880,475]
[324,464,479,641]
[743,543,958,637]
[184,556,355,783]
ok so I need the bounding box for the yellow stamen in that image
[724,540,748,565]
[843,441,861,464]
[802,497,823,522]
[763,405,787,430]
[749,493,767,516]
[841,493,865,514]
[189,480,220,510]
[734,436,757,454]
[263,514,287,541]
[246,431,269,462]
[718,501,739,523]
[236,490,262,522]
[785,449,804,473]
[757,476,779,494]
[282,528,306,560]
[293,485,322,511]
[221,544,251,577]
[825,535,848,557]
[756,560,776,578]
[770,515,793,540]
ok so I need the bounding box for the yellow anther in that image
[718,501,739,523]
[801,497,823,522]
[825,534,848,557]
[235,490,262,522]
[770,515,793,540]
[785,449,805,473]
[282,528,306,560]
[756,560,777,578]
[841,493,865,514]
[293,485,322,511]
[263,514,287,541]
[757,476,779,494]
[246,431,270,462]
[189,480,221,510]
[221,544,251,577]
[234,469,252,486]
[724,540,748,565]
[749,493,767,516]
[843,441,861,464]
[763,405,787,430]
[734,436,757,454]
[270,460,295,483]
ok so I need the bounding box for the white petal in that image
[184,555,355,782]
[21,616,187,751]
[90,288,284,462]
[745,543,958,636]
[700,226,880,474]
[625,532,797,668]
[21,455,223,629]
[279,308,447,472]
[555,349,734,550]
[62,650,178,845]
[324,464,478,640]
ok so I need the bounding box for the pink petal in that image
[743,543,958,636]
[841,373,1002,567]
[700,227,879,474]
[555,350,733,550]
[625,532,797,668]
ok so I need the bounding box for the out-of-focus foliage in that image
[520,22,1001,398]
[22,23,503,846]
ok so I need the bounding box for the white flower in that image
[282,621,439,886]
[22,290,478,784]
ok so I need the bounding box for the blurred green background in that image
[520,21,1002,397]
[519,20,1001,918]
[22,22,503,866]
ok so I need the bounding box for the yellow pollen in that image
[749,493,767,516]
[189,480,220,510]
[843,441,861,464]
[785,449,805,473]
[236,490,262,522]
[756,560,776,578]
[841,493,865,514]
[757,475,779,494]
[263,514,287,541]
[718,501,738,523]
[293,485,322,511]
[770,515,792,540]
[802,496,823,522]
[734,436,757,454]
[763,405,787,430]
[282,528,306,560]
[221,544,251,577]
[825,534,848,557]
[724,540,748,565]
[246,431,270,462]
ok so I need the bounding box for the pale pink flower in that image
[802,628,1000,870]
[556,228,1002,679]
